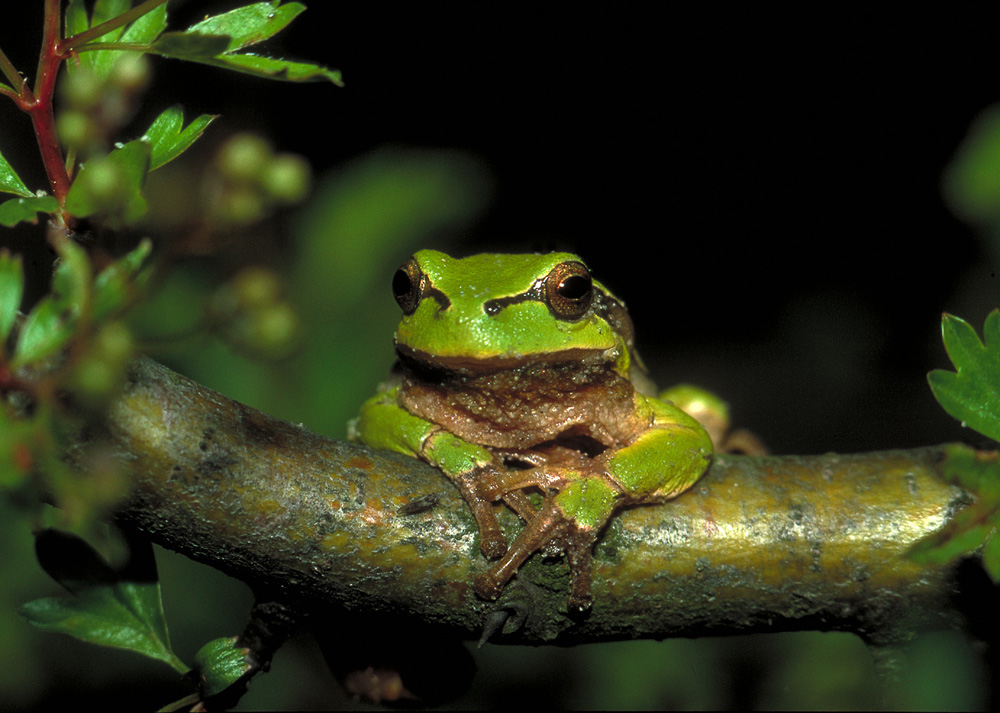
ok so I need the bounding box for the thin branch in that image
[59,0,170,52]
[69,42,153,54]
[0,46,28,100]
[35,0,62,95]
[62,357,976,647]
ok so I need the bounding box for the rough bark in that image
[70,357,972,646]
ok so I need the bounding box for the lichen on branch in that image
[70,357,972,645]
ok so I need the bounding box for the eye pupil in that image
[393,258,423,315]
[392,269,412,300]
[557,274,590,300]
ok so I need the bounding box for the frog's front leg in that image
[351,390,559,559]
[475,403,713,612]
[352,391,506,557]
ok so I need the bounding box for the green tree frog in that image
[349,250,714,613]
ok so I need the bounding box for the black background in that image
[3,3,1000,709]
[3,4,996,456]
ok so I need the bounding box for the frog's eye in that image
[393,258,424,315]
[544,261,593,321]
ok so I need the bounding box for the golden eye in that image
[544,261,593,321]
[392,257,423,315]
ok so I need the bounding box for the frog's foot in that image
[501,489,538,522]
[479,466,566,501]
[453,468,509,559]
[473,498,598,614]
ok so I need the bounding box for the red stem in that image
[24,0,72,220]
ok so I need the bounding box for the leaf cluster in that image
[0,0,340,227]
[1,4,341,706]
[917,312,1000,577]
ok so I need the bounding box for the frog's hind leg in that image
[473,498,598,613]
[501,490,538,522]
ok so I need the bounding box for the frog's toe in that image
[473,569,505,601]
[563,527,597,614]
[479,530,508,560]
[472,499,571,601]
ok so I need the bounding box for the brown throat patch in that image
[398,359,648,451]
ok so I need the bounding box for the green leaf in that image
[20,530,186,673]
[942,105,1000,225]
[0,195,61,227]
[12,297,73,367]
[119,2,168,44]
[0,250,24,345]
[67,0,167,78]
[93,238,153,320]
[193,637,252,697]
[69,0,130,76]
[202,52,344,85]
[143,105,218,171]
[937,442,1000,499]
[186,1,305,52]
[64,140,151,228]
[92,0,132,29]
[149,2,342,86]
[0,151,33,198]
[909,507,994,564]
[928,311,1000,444]
[982,531,1000,581]
[12,238,91,368]
[150,31,232,60]
[908,444,1000,582]
[64,0,92,40]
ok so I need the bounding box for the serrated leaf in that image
[908,443,1000,581]
[0,151,33,198]
[12,239,91,368]
[69,0,131,76]
[0,250,24,344]
[120,2,168,44]
[194,637,251,697]
[199,52,344,85]
[20,530,186,673]
[64,140,151,228]
[186,1,305,53]
[928,311,1000,444]
[93,238,153,320]
[151,31,232,60]
[937,443,1000,498]
[0,195,61,227]
[19,585,186,672]
[67,0,166,78]
[149,3,342,86]
[143,106,218,171]
[11,296,73,367]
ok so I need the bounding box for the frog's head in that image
[391,250,641,375]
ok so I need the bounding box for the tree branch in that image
[70,357,974,646]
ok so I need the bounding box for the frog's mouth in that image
[395,342,610,374]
